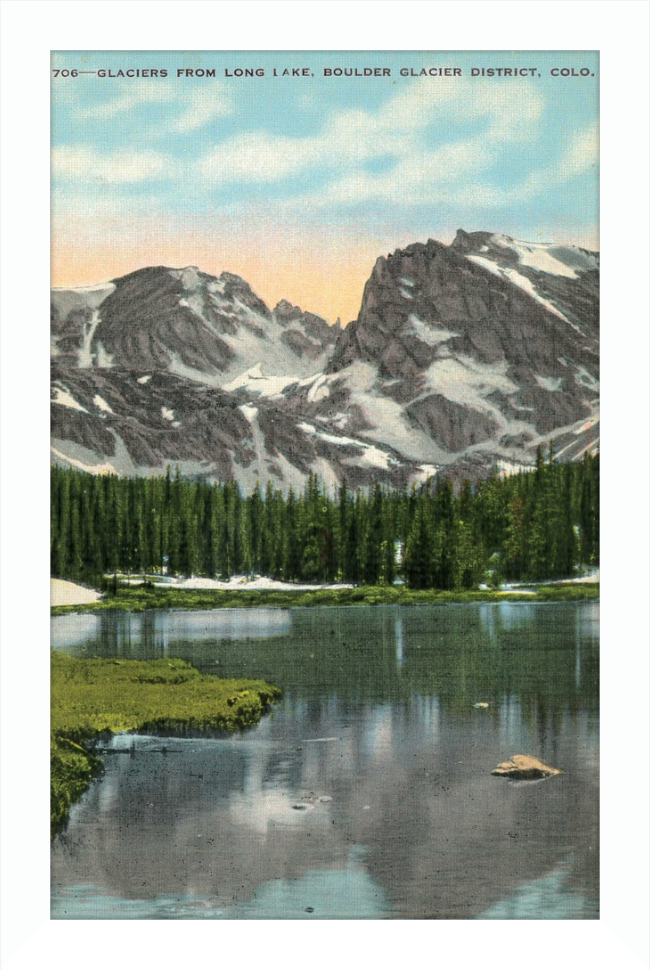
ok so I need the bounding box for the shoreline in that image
[51,581,600,616]
[50,653,281,838]
[51,578,103,607]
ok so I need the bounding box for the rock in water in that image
[491,755,562,780]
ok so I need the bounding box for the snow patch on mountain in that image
[426,355,517,415]
[490,234,595,279]
[307,374,331,403]
[534,375,563,392]
[350,385,445,462]
[414,464,438,482]
[466,255,572,325]
[298,422,397,471]
[94,343,114,368]
[574,416,599,436]
[405,315,458,347]
[333,362,376,394]
[574,365,599,390]
[497,460,534,477]
[50,236,599,488]
[358,444,394,470]
[224,364,302,397]
[52,282,114,295]
[240,405,259,423]
[555,437,599,461]
[220,317,323,380]
[326,412,349,430]
[93,394,113,413]
[79,310,102,368]
[178,294,205,317]
[51,444,117,475]
[177,265,202,288]
[52,387,87,412]
[165,352,221,386]
[208,277,227,295]
[51,281,115,315]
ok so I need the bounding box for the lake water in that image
[51,602,599,920]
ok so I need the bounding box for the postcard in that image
[48,48,602,923]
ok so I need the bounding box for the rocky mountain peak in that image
[51,232,599,491]
[450,228,494,253]
[273,299,307,324]
[272,299,339,361]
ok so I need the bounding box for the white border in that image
[1,2,649,969]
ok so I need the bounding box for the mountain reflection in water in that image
[51,602,599,919]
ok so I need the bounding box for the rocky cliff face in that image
[320,231,599,474]
[51,233,599,489]
[273,299,340,362]
[51,266,336,382]
[51,265,419,490]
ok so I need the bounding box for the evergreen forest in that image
[51,448,599,590]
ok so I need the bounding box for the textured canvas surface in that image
[50,49,599,922]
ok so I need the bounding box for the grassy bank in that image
[51,652,281,838]
[51,582,600,616]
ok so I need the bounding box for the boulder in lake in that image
[491,755,562,780]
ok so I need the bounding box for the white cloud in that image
[196,78,545,204]
[52,146,178,184]
[77,80,233,133]
[513,122,600,200]
[170,88,233,133]
[199,131,322,182]
[54,78,596,214]
[380,78,542,142]
[556,122,600,180]
[78,80,179,119]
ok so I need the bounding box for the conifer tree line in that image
[51,448,599,590]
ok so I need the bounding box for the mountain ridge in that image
[51,231,599,490]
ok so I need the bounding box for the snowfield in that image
[153,575,355,592]
[52,387,88,412]
[466,254,572,324]
[51,578,102,606]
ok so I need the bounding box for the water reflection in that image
[52,608,292,656]
[51,602,599,920]
[395,617,404,666]
[51,614,99,649]
[52,858,392,920]
[52,603,599,721]
[476,862,598,920]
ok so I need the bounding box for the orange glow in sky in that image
[50,219,393,325]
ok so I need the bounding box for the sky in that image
[51,50,599,324]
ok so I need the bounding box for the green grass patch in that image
[51,581,600,616]
[50,652,281,838]
[526,583,600,601]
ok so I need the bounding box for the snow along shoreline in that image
[153,575,356,592]
[51,570,599,607]
[51,578,103,607]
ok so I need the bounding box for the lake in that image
[51,601,599,919]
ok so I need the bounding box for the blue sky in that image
[51,50,599,322]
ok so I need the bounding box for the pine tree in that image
[363,483,383,585]
[404,502,433,589]
[50,455,598,588]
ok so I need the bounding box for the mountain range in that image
[51,230,599,490]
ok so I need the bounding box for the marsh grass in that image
[50,652,281,838]
[51,582,599,616]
